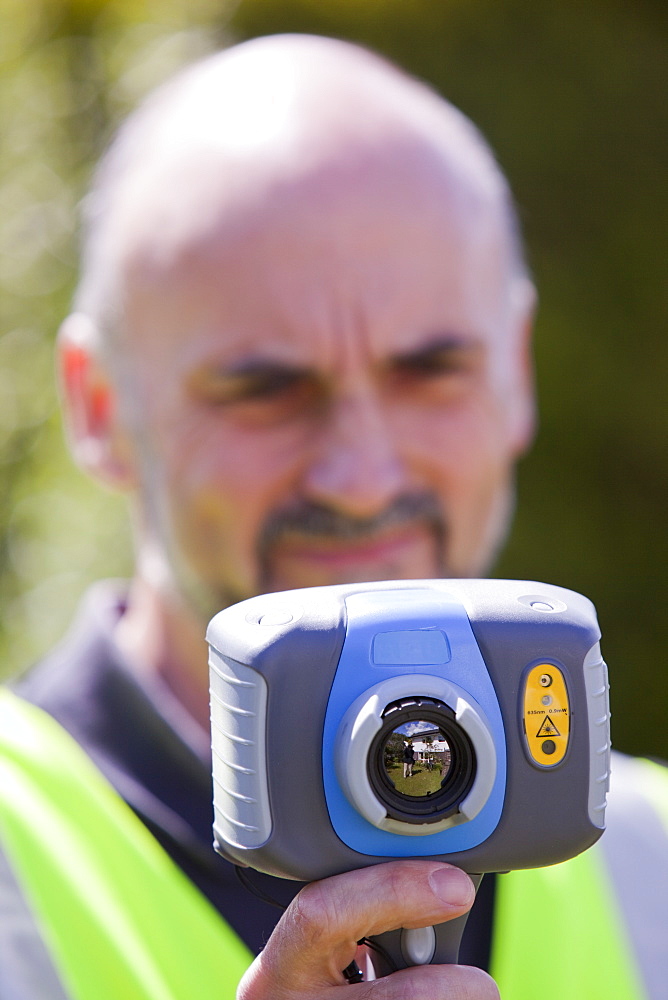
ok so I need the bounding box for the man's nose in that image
[301,391,407,519]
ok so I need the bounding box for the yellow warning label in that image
[522,664,570,767]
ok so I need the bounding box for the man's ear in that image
[57,313,137,490]
[507,277,537,458]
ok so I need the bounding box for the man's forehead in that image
[118,109,502,288]
[128,156,497,318]
[127,131,499,269]
[118,146,511,378]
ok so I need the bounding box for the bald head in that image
[74,34,527,341]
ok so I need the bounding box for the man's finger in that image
[239,860,476,995]
[240,960,500,1000]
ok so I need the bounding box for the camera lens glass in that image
[368,697,476,824]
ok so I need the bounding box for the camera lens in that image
[367,697,476,824]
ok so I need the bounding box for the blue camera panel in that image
[322,589,507,857]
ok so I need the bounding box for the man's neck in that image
[114,575,211,732]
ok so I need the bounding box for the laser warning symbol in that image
[536,715,561,738]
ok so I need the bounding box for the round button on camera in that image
[518,594,567,614]
[258,610,294,627]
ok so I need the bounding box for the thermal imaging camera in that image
[207,579,610,968]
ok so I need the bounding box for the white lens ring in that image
[334,674,497,836]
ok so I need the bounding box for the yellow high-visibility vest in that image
[0,689,251,999]
[1,689,666,999]
[491,754,668,1000]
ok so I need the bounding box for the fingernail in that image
[428,866,474,907]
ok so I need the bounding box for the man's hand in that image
[237,860,500,999]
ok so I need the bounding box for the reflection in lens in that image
[382,722,451,798]
[367,696,476,825]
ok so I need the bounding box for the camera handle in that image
[367,872,483,974]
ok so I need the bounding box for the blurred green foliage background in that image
[1,0,666,758]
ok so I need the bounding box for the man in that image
[403,742,415,779]
[5,32,667,1000]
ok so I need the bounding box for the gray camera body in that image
[207,579,610,883]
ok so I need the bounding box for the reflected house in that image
[408,727,451,769]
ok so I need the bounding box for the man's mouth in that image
[267,523,435,570]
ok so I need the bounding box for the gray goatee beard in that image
[257,491,448,592]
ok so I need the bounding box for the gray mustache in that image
[259,493,446,548]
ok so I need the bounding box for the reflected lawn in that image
[387,763,445,796]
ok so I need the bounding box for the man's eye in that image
[392,348,481,381]
[191,367,301,402]
[399,355,463,377]
[189,366,322,423]
[230,370,306,401]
